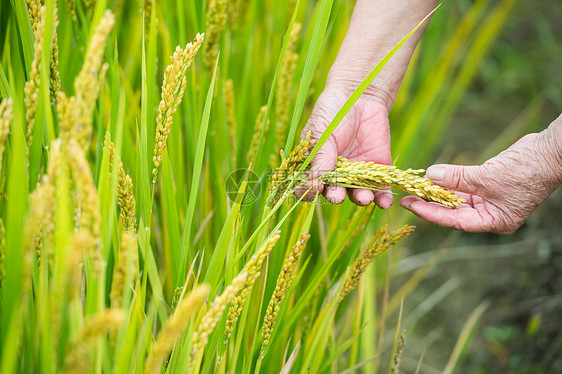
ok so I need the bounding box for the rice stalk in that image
[339,225,415,302]
[246,105,269,165]
[66,10,115,150]
[204,0,227,69]
[321,157,465,208]
[144,284,210,374]
[152,33,205,182]
[62,309,125,374]
[273,23,301,165]
[110,231,138,308]
[223,79,237,164]
[224,231,282,344]
[104,133,137,232]
[189,272,247,371]
[24,4,45,158]
[0,98,13,171]
[261,232,310,352]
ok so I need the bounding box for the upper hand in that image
[400,127,562,234]
[297,88,394,208]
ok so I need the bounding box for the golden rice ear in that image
[63,309,126,374]
[188,272,247,371]
[152,33,204,182]
[261,232,310,353]
[204,0,228,69]
[224,231,281,345]
[321,158,465,207]
[247,105,269,165]
[339,225,414,302]
[144,284,210,374]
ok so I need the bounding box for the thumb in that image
[426,164,483,195]
[309,139,338,178]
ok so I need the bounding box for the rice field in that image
[0,0,516,372]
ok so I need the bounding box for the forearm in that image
[539,113,562,187]
[327,0,437,110]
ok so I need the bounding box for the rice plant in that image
[0,0,512,372]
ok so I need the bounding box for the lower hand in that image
[400,119,562,234]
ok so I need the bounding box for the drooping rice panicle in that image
[24,5,45,157]
[152,33,204,182]
[273,23,301,162]
[26,0,61,106]
[223,79,237,163]
[267,131,313,207]
[66,0,76,20]
[67,230,93,300]
[228,0,241,29]
[143,0,153,37]
[246,105,269,165]
[339,225,415,301]
[0,98,13,171]
[270,140,465,207]
[63,309,125,374]
[110,231,138,308]
[171,286,183,311]
[66,139,102,273]
[104,133,137,232]
[67,10,115,150]
[189,272,247,371]
[144,284,210,374]
[261,232,310,351]
[49,8,61,106]
[321,157,466,207]
[391,330,407,374]
[83,0,96,14]
[26,0,41,30]
[224,231,282,344]
[24,140,61,274]
[204,0,227,69]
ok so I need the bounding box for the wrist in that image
[325,66,400,112]
[538,114,562,187]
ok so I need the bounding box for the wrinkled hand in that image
[297,89,394,207]
[401,127,562,234]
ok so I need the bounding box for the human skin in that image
[298,0,437,207]
[401,116,562,235]
[300,0,562,234]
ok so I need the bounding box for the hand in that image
[400,124,562,235]
[297,88,394,207]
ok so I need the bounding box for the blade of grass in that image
[178,55,219,285]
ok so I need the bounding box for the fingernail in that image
[427,165,445,181]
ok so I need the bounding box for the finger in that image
[373,187,393,209]
[323,185,346,204]
[348,188,375,206]
[426,164,484,195]
[294,178,323,202]
[307,139,338,179]
[400,196,487,233]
